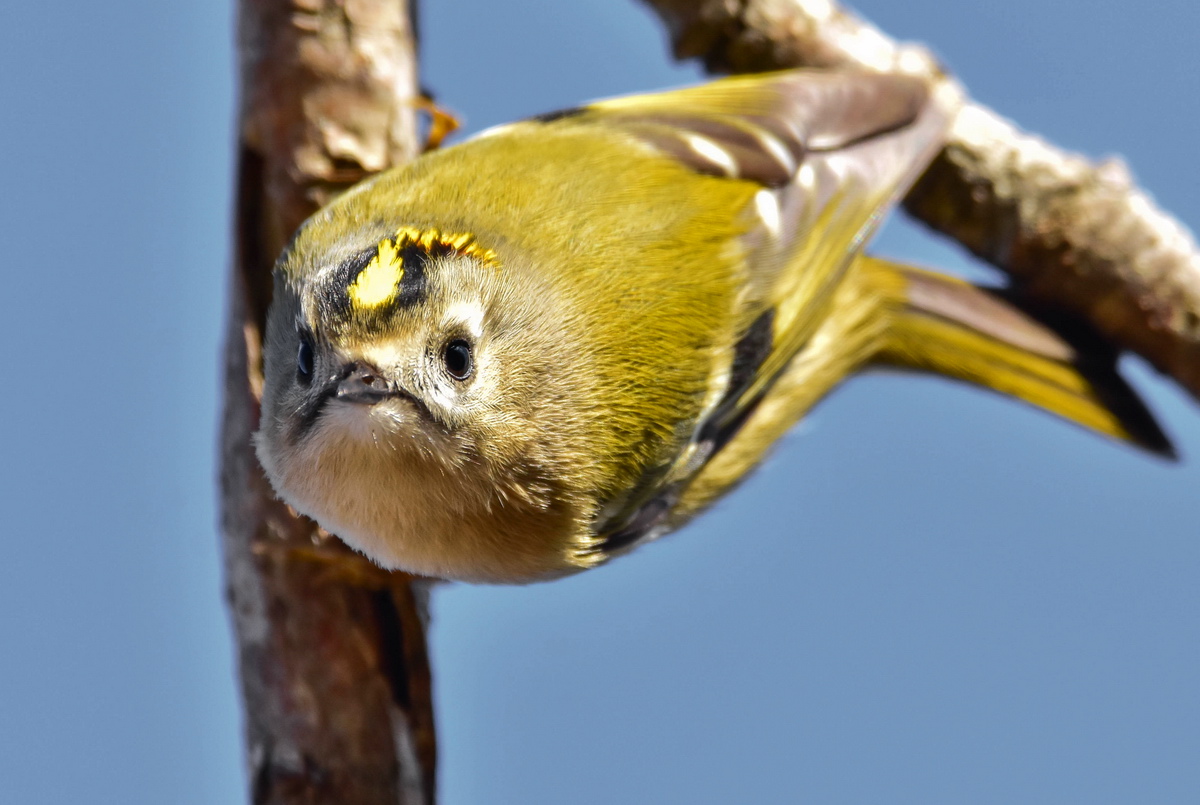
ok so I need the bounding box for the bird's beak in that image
[334,361,404,405]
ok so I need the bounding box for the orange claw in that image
[412,93,461,152]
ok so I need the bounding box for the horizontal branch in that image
[639,0,1200,401]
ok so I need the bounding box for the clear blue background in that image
[1,1,1197,802]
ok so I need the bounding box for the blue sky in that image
[1,1,1197,802]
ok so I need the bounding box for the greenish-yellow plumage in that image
[255,70,1171,583]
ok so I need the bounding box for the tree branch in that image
[638,0,1200,401]
[221,1,435,802]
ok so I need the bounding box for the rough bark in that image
[638,0,1200,401]
[220,1,435,803]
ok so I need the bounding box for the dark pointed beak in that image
[335,361,402,405]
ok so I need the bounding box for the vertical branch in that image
[220,1,436,803]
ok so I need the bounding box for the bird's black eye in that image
[297,332,315,384]
[443,339,474,381]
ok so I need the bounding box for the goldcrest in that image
[255,70,1171,583]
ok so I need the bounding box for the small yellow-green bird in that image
[255,70,1171,584]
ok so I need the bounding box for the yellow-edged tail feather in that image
[859,256,1175,458]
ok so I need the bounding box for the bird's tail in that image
[857,255,1174,457]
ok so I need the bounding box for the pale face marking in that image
[444,300,486,340]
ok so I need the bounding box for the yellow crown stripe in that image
[348,228,500,311]
[348,238,405,310]
[393,226,500,267]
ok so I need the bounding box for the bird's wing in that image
[546,70,959,552]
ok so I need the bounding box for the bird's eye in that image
[443,338,474,381]
[297,332,315,384]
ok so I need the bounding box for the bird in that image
[254,69,1172,584]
